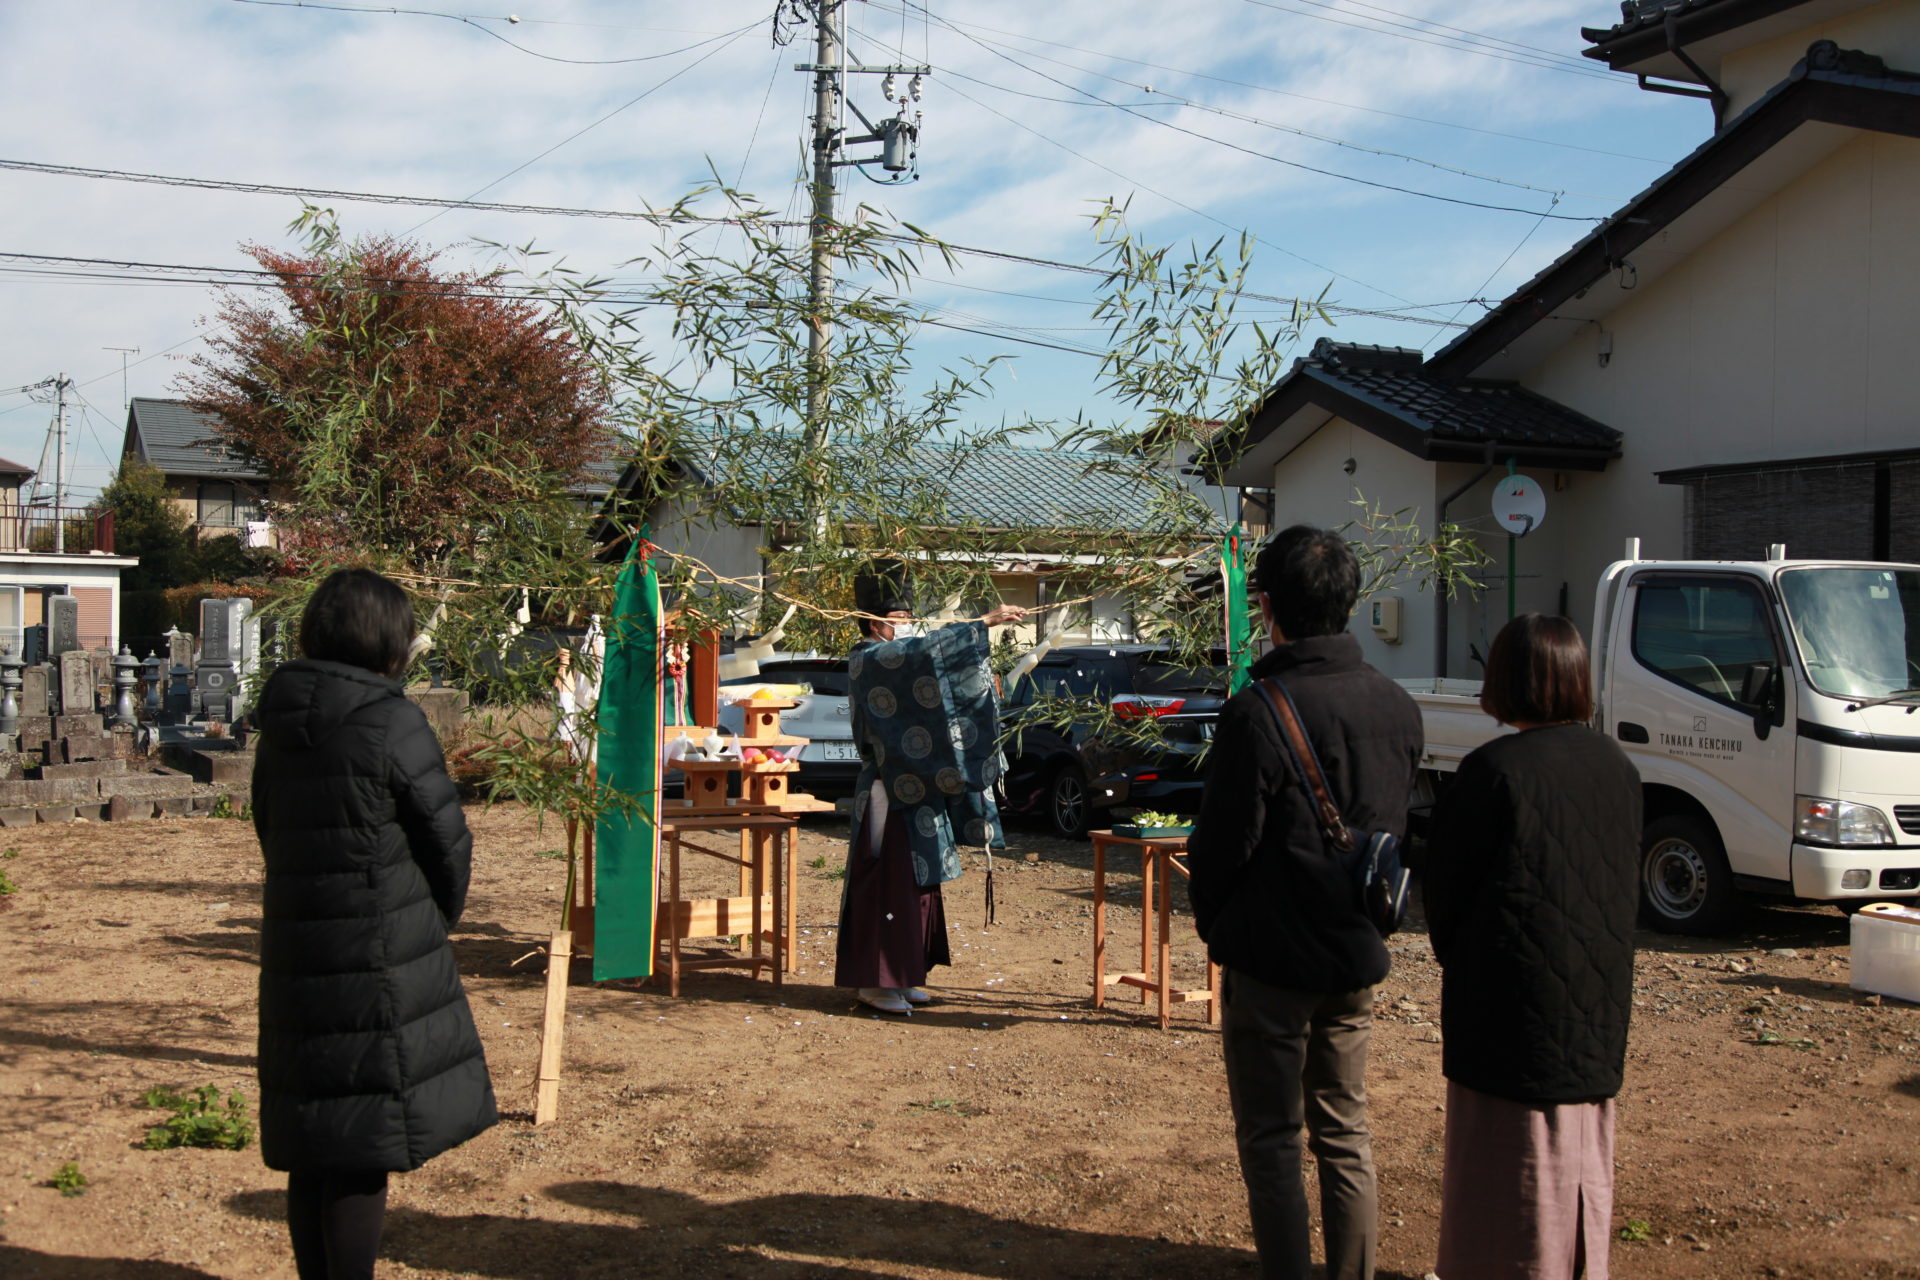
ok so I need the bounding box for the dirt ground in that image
[1,804,1917,1279]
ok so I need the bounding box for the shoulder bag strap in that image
[1252,677,1356,854]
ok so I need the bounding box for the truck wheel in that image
[1048,766,1094,840]
[1640,815,1738,935]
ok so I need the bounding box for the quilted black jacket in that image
[1188,634,1424,993]
[251,659,497,1172]
[1424,723,1642,1104]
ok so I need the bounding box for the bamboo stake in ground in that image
[533,930,574,1126]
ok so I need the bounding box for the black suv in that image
[997,645,1228,839]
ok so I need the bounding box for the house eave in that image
[1581,0,1867,79]
[1431,45,1920,380]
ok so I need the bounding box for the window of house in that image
[199,483,237,527]
[0,586,21,658]
[1632,577,1778,707]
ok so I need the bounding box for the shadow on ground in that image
[0,1246,220,1278]
[229,1180,1275,1279]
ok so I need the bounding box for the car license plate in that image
[821,741,862,762]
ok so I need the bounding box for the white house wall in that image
[1521,129,1920,642]
[1720,1,1920,116]
[1265,417,1455,679]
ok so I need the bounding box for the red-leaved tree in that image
[179,210,613,564]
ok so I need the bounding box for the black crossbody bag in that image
[1252,678,1411,938]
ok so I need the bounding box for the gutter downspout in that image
[1433,446,1496,681]
[1647,10,1729,126]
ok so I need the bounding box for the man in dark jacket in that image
[1188,526,1423,1280]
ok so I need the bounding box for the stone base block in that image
[107,793,155,821]
[0,777,100,807]
[35,806,78,823]
[55,714,105,738]
[43,759,129,780]
[0,752,21,781]
[0,806,37,828]
[155,796,193,817]
[100,770,193,803]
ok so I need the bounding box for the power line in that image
[1330,0,1596,64]
[0,158,804,227]
[899,9,1597,223]
[0,159,1474,318]
[403,20,760,234]
[919,47,1616,204]
[1237,0,1626,82]
[228,0,744,66]
[862,2,1661,163]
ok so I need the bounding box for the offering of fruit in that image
[742,747,766,762]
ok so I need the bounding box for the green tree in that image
[177,209,613,568]
[95,458,199,593]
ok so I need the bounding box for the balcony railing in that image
[0,506,116,555]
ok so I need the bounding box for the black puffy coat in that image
[1188,635,1425,993]
[1424,723,1642,1104]
[251,659,498,1173]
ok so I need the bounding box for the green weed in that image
[140,1084,254,1151]
[533,848,566,860]
[1617,1219,1653,1243]
[0,867,14,895]
[808,855,827,870]
[47,1162,87,1197]
[208,794,249,821]
[1,846,18,857]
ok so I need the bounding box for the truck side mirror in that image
[1741,661,1781,739]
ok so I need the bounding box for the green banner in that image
[1223,529,1253,696]
[592,538,662,982]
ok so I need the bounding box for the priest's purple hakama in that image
[834,620,1005,990]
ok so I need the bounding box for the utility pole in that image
[53,373,70,552]
[794,0,928,537]
[804,0,844,470]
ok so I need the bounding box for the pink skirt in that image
[1435,1080,1615,1279]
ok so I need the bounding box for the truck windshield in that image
[1778,568,1920,699]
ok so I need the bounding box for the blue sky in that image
[0,0,1709,499]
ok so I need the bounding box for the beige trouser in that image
[1221,969,1377,1280]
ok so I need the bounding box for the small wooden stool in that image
[1090,829,1221,1030]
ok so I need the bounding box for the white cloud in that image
[0,0,1707,486]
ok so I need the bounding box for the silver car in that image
[717,657,860,796]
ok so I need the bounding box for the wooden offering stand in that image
[657,692,834,995]
[534,636,840,1125]
[1089,829,1221,1030]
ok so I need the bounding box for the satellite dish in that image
[1491,474,1545,536]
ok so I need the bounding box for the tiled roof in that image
[1301,340,1623,453]
[668,430,1213,534]
[124,398,264,481]
[0,455,33,478]
[1582,0,1725,45]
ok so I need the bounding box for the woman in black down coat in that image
[252,569,497,1280]
[1424,614,1641,1280]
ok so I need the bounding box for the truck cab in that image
[1592,551,1920,932]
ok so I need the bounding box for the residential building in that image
[121,398,272,542]
[606,431,1232,645]
[0,453,136,653]
[1209,0,1920,679]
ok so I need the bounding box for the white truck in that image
[1401,545,1920,934]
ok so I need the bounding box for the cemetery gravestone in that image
[48,596,80,657]
[20,665,49,719]
[59,651,95,717]
[199,599,252,720]
[167,629,196,671]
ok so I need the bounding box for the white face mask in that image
[889,621,921,641]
